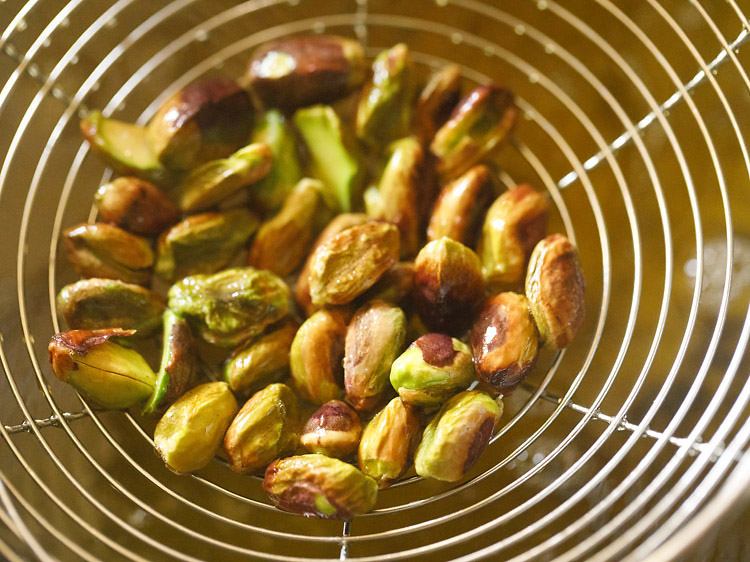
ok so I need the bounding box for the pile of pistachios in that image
[48,35,585,519]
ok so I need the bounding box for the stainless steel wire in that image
[1,1,749,560]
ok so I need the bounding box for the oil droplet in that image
[537,0,548,9]
[196,29,209,42]
[17,19,27,32]
[484,45,496,57]
[529,72,539,84]
[451,32,463,45]
[515,24,526,35]
[27,63,40,78]
[545,43,555,54]
[61,17,70,28]
[436,0,449,6]
[288,0,300,5]
[106,17,117,28]
[70,55,79,65]
[42,38,51,48]
[91,81,100,92]
[313,21,326,34]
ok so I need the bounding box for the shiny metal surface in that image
[1,1,749,560]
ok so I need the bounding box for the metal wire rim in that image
[0,1,749,560]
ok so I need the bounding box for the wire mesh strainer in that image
[1,1,750,560]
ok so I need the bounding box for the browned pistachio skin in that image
[248,35,366,112]
[470,292,539,393]
[95,177,179,235]
[525,234,585,349]
[412,237,484,334]
[300,400,362,459]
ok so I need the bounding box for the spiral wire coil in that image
[1,1,750,560]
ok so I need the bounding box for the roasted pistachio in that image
[358,397,421,488]
[431,85,518,179]
[63,223,154,285]
[154,381,238,474]
[478,184,549,288]
[247,35,366,112]
[173,143,273,212]
[356,43,415,150]
[414,64,462,143]
[167,267,291,347]
[95,177,179,235]
[360,261,415,306]
[295,213,369,316]
[390,333,476,409]
[224,319,298,397]
[249,178,327,276]
[427,164,494,247]
[289,308,347,404]
[309,221,400,307]
[344,300,406,411]
[57,278,165,335]
[300,400,362,459]
[525,234,585,349]
[366,137,423,258]
[142,309,198,416]
[250,110,302,213]
[414,390,502,482]
[263,453,378,519]
[80,110,171,185]
[147,77,254,171]
[470,292,538,393]
[48,328,155,409]
[224,383,299,474]
[155,209,259,282]
[293,105,362,213]
[413,237,484,333]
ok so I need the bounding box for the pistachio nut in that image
[308,221,400,307]
[224,383,300,474]
[414,64,462,143]
[293,105,361,213]
[390,333,476,409]
[263,453,378,519]
[366,137,423,258]
[427,164,494,247]
[147,77,254,171]
[430,85,518,179]
[48,328,155,409]
[289,308,347,404]
[80,110,171,185]
[413,237,484,334]
[300,400,362,459]
[250,110,303,213]
[344,300,406,411]
[247,35,367,112]
[154,381,238,474]
[356,43,415,150]
[295,212,369,316]
[142,309,198,416]
[224,319,298,397]
[470,292,539,393]
[360,261,415,307]
[57,278,165,335]
[248,178,327,276]
[414,390,502,482]
[173,143,273,212]
[358,397,421,488]
[95,177,179,235]
[155,209,259,282]
[63,223,154,285]
[167,267,291,347]
[478,184,549,288]
[525,234,585,349]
